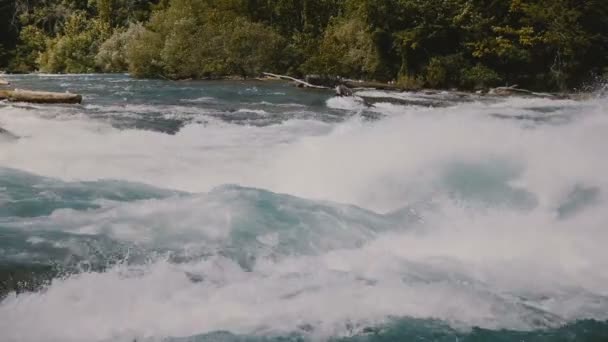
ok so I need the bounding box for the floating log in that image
[0,89,82,104]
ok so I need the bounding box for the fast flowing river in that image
[0,74,607,341]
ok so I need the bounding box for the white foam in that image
[25,236,46,245]
[1,197,607,342]
[236,108,269,115]
[1,97,607,212]
[257,101,307,108]
[326,96,368,111]
[180,96,217,103]
[0,106,332,196]
[1,93,608,341]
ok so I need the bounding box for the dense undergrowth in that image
[1,0,607,91]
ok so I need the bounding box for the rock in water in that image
[335,84,353,97]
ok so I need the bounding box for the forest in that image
[1,0,607,91]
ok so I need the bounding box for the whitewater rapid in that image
[0,75,607,342]
[2,95,604,212]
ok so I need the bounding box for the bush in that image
[8,26,49,73]
[38,12,111,73]
[125,0,283,79]
[423,54,468,88]
[302,17,379,79]
[424,57,447,88]
[396,74,424,90]
[461,64,502,89]
[222,18,284,78]
[124,25,163,78]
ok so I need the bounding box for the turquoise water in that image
[0,74,607,341]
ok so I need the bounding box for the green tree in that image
[96,23,147,72]
[222,18,284,78]
[126,0,283,79]
[9,26,49,72]
[2,0,606,90]
[38,11,111,73]
[124,25,163,77]
[303,16,379,79]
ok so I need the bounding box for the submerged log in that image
[0,89,82,104]
[342,80,401,91]
[489,85,556,98]
[304,75,403,91]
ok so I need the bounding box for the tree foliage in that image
[38,12,111,73]
[302,17,379,79]
[2,0,607,90]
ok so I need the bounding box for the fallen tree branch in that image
[490,86,555,98]
[262,72,330,89]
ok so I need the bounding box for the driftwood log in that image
[0,78,9,86]
[0,89,82,104]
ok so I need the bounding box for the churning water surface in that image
[0,74,607,342]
